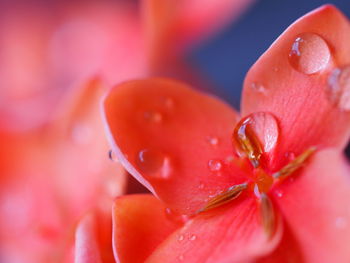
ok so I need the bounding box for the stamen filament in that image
[197,183,248,213]
[273,147,316,179]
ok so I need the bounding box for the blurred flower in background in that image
[0,0,255,262]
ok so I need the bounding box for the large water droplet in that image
[289,33,330,74]
[233,112,279,164]
[136,149,171,179]
[327,65,350,111]
[208,159,222,172]
[144,111,163,123]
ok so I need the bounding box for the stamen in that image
[273,147,316,179]
[233,118,263,168]
[260,193,276,239]
[197,183,248,213]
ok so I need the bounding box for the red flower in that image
[103,5,350,262]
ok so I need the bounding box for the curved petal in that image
[112,194,182,263]
[272,149,350,263]
[75,214,103,263]
[257,222,304,263]
[147,195,281,263]
[242,5,350,170]
[103,78,246,214]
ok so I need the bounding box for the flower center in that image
[199,113,316,237]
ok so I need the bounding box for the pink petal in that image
[242,5,350,170]
[147,195,281,263]
[272,149,350,263]
[112,194,182,263]
[103,78,246,214]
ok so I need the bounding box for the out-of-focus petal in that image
[147,195,281,263]
[272,149,350,263]
[112,194,182,263]
[103,78,245,214]
[242,5,350,170]
[75,214,102,263]
[142,0,254,68]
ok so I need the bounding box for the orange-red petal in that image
[147,195,281,263]
[112,194,182,263]
[272,149,350,263]
[103,78,246,214]
[242,5,350,170]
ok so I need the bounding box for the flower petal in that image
[112,194,182,263]
[272,149,350,263]
[147,195,281,263]
[103,78,245,214]
[142,0,254,67]
[242,5,350,169]
[75,214,103,263]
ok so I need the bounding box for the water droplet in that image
[178,255,184,261]
[144,111,163,123]
[335,217,347,229]
[136,149,171,179]
[327,65,350,111]
[198,183,204,189]
[289,33,330,74]
[251,82,266,93]
[178,234,184,242]
[275,189,283,198]
[207,136,219,146]
[189,234,197,241]
[233,112,279,166]
[108,150,118,162]
[208,159,222,172]
[285,151,296,161]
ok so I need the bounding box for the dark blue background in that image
[191,0,350,157]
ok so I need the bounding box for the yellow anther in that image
[197,183,248,213]
[273,147,316,179]
[233,118,263,168]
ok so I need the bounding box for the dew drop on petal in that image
[189,234,197,241]
[136,149,172,179]
[285,151,296,161]
[289,33,330,74]
[251,82,266,93]
[144,111,163,123]
[275,189,283,198]
[177,234,184,242]
[198,183,204,189]
[327,65,350,111]
[208,159,222,172]
[233,112,279,164]
[207,136,219,146]
[108,149,118,162]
